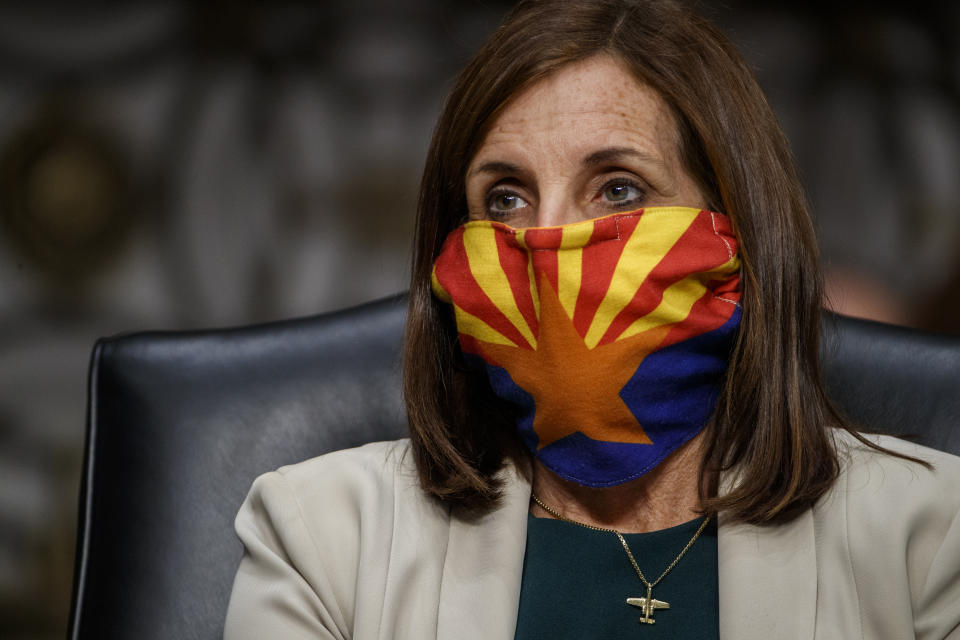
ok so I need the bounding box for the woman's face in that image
[466,55,706,228]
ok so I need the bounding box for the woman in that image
[224,1,960,638]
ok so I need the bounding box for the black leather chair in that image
[67,294,960,640]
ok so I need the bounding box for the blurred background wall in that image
[0,1,957,638]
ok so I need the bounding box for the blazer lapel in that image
[435,465,531,640]
[717,506,817,639]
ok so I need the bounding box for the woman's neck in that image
[530,431,708,533]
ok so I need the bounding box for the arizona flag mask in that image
[432,206,742,487]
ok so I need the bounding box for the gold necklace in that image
[531,494,711,625]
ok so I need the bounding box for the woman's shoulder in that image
[269,438,418,498]
[816,431,960,636]
[242,438,443,537]
[236,438,434,549]
[816,430,960,562]
[833,429,960,493]
[227,440,452,638]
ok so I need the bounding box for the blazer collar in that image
[435,466,817,640]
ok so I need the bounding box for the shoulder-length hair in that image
[404,0,860,524]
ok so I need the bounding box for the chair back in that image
[69,294,408,640]
[68,295,960,639]
[821,312,960,453]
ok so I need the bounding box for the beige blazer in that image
[224,433,960,639]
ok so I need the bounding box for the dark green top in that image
[514,512,719,639]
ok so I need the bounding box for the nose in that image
[533,191,587,227]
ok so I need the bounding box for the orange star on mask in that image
[476,275,671,449]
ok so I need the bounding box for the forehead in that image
[475,55,679,163]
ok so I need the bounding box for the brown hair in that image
[404,0,875,523]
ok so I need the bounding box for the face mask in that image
[432,206,741,487]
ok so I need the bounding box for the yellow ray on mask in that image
[583,208,699,349]
[431,265,452,303]
[558,218,596,248]
[556,245,583,320]
[715,255,742,275]
[617,276,707,340]
[463,225,538,348]
[616,255,742,341]
[527,254,540,322]
[453,304,518,347]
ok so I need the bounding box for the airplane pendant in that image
[626,584,669,624]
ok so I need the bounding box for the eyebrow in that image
[467,147,664,179]
[468,161,523,178]
[582,146,664,168]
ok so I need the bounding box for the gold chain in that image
[531,494,711,591]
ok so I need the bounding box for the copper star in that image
[477,275,670,448]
